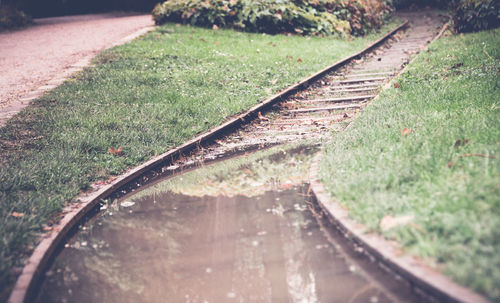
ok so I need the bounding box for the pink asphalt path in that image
[0,12,154,111]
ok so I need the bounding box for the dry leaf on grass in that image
[108,146,123,156]
[11,212,25,218]
[454,139,470,147]
[380,214,414,231]
[400,128,412,135]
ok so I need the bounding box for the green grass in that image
[320,28,500,300]
[0,20,400,300]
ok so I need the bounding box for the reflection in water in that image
[36,146,420,303]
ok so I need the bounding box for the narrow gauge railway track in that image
[9,11,450,303]
[167,11,446,162]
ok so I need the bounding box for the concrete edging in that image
[308,19,492,303]
[309,153,491,303]
[7,20,409,303]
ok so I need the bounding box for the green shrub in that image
[452,0,500,32]
[392,0,448,8]
[152,0,393,36]
[0,6,32,30]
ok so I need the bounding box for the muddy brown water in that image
[36,146,430,303]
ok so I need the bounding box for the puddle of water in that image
[36,144,425,303]
[132,144,315,199]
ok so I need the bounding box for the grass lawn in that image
[0,19,400,300]
[319,28,500,300]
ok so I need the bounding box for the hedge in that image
[452,0,500,33]
[153,0,393,36]
[392,0,448,8]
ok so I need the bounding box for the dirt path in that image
[0,12,154,122]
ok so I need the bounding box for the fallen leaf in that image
[380,215,414,231]
[454,139,470,148]
[215,41,220,45]
[11,212,25,218]
[200,38,207,43]
[258,112,269,121]
[447,161,454,168]
[212,24,219,30]
[108,146,123,156]
[409,222,426,233]
[271,79,278,85]
[401,128,412,135]
[393,83,401,88]
[297,58,303,63]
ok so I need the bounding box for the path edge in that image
[309,153,492,303]
[7,20,408,303]
[0,23,156,127]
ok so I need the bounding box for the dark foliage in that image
[392,0,448,8]
[0,5,32,30]
[393,0,499,33]
[452,0,500,32]
[153,0,393,37]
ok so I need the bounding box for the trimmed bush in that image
[452,0,500,32]
[0,6,32,30]
[152,0,393,36]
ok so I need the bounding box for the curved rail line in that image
[9,11,476,303]
[7,19,409,303]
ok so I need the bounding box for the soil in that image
[0,12,154,110]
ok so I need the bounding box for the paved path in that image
[0,12,154,124]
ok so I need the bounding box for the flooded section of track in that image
[36,144,426,303]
